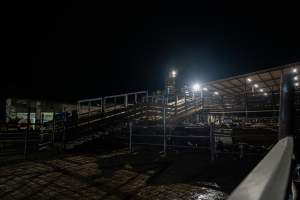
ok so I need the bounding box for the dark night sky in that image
[3,1,300,101]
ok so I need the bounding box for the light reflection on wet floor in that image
[135,183,227,200]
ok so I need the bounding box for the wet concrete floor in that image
[0,146,261,200]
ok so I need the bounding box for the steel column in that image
[279,73,295,139]
[210,124,215,162]
[163,96,166,154]
[129,122,132,153]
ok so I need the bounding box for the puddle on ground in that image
[191,187,226,200]
[136,183,227,200]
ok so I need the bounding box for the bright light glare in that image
[263,92,268,96]
[247,78,252,82]
[254,84,259,88]
[293,68,297,73]
[192,83,201,92]
[203,87,208,91]
[259,88,264,92]
[294,76,298,81]
[171,70,177,78]
[214,91,219,95]
[295,82,299,86]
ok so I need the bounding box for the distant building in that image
[2,97,77,124]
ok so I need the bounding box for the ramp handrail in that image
[228,136,294,200]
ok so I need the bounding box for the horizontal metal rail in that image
[228,136,294,200]
[131,134,210,138]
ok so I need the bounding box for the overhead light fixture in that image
[171,70,177,78]
[293,68,297,73]
[203,87,208,91]
[294,76,298,81]
[263,92,268,96]
[247,78,252,82]
[214,91,219,95]
[259,88,264,92]
[192,83,201,92]
[295,82,299,86]
[254,84,259,88]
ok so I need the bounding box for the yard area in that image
[0,147,260,200]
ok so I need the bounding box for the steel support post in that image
[163,96,167,154]
[52,109,56,146]
[24,106,30,157]
[210,124,215,162]
[88,101,91,129]
[175,96,178,115]
[146,90,149,103]
[77,102,81,114]
[129,121,132,153]
[103,98,106,112]
[244,78,248,125]
[62,111,67,151]
[125,95,128,108]
[279,73,295,139]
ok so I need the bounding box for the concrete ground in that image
[0,148,260,200]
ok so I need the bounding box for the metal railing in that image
[228,73,297,200]
[228,136,294,200]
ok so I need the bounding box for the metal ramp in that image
[52,91,203,148]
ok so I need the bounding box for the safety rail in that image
[228,136,294,200]
[77,90,148,114]
[0,94,204,156]
[0,122,56,156]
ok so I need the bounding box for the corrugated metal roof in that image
[202,62,300,96]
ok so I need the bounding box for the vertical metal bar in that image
[88,101,91,129]
[52,110,56,146]
[279,73,295,139]
[62,110,67,151]
[77,102,80,114]
[129,121,132,153]
[163,96,166,154]
[103,98,106,112]
[244,78,248,126]
[175,96,178,115]
[24,106,30,157]
[184,92,187,110]
[210,124,215,162]
[125,95,128,108]
[146,90,149,103]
